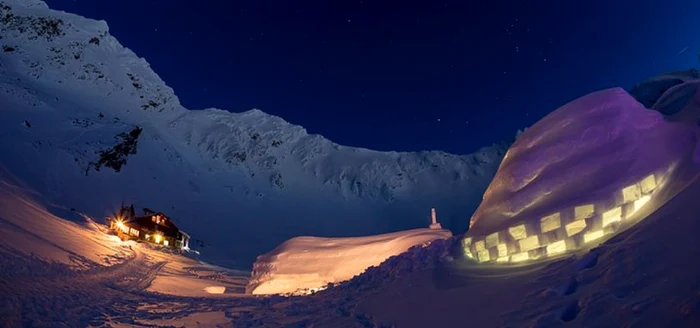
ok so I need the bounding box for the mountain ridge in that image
[0,0,506,267]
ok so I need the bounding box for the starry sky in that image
[46,0,700,154]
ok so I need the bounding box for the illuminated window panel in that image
[477,249,491,262]
[574,204,595,220]
[462,237,472,249]
[565,219,587,237]
[510,252,529,262]
[518,235,540,252]
[474,240,486,252]
[640,174,657,194]
[465,251,474,259]
[508,224,527,240]
[622,184,642,203]
[497,244,509,257]
[540,213,561,233]
[602,207,622,227]
[583,230,605,243]
[546,239,568,255]
[485,232,500,249]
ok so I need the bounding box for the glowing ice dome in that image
[462,86,700,264]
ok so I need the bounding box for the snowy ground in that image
[227,159,700,327]
[4,163,700,327]
[0,168,257,327]
[3,1,700,327]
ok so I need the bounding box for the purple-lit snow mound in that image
[463,87,700,263]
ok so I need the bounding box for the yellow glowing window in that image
[546,240,567,255]
[565,219,587,237]
[510,252,529,262]
[540,213,561,233]
[574,204,595,220]
[164,240,169,247]
[497,257,509,263]
[519,235,540,252]
[462,237,472,248]
[497,244,508,257]
[640,174,657,194]
[622,184,642,203]
[602,207,622,227]
[583,230,605,243]
[474,240,486,251]
[508,224,527,240]
[485,232,500,248]
[477,249,490,262]
[465,250,474,259]
[154,234,163,244]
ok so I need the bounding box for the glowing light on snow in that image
[583,230,605,243]
[640,174,657,193]
[632,195,652,214]
[508,224,527,240]
[485,232,500,248]
[203,286,226,294]
[622,184,643,203]
[477,249,491,262]
[247,229,451,295]
[518,235,540,252]
[510,252,529,262]
[497,244,508,257]
[546,240,568,255]
[474,240,486,251]
[565,219,587,237]
[540,213,561,233]
[602,207,622,227]
[574,204,595,220]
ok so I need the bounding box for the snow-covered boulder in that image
[462,87,700,264]
[246,228,452,295]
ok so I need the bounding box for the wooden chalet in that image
[109,205,190,251]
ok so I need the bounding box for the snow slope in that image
[0,0,505,268]
[0,167,254,327]
[246,227,452,295]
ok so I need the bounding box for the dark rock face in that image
[86,126,143,174]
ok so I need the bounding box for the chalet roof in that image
[123,212,181,237]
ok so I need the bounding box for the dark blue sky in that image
[47,0,699,154]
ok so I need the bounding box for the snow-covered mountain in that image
[0,0,506,267]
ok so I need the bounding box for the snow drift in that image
[463,86,700,264]
[246,228,452,295]
[0,0,505,268]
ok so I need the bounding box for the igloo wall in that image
[462,87,700,264]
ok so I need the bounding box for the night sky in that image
[46,0,699,154]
